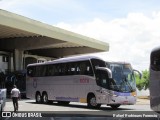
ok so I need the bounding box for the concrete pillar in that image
[8,52,12,72]
[13,49,24,71]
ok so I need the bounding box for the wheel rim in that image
[90,97,97,107]
[36,94,41,102]
[43,94,48,103]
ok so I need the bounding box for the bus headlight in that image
[113,94,118,97]
[131,92,136,97]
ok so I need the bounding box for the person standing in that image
[11,85,20,112]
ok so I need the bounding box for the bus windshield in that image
[108,63,136,92]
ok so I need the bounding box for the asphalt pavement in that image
[2,98,158,120]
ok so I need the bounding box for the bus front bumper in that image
[109,95,137,105]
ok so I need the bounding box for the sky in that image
[1,0,160,71]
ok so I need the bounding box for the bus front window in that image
[109,64,136,92]
[123,66,136,92]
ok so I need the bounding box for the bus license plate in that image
[122,101,128,104]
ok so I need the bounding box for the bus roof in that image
[27,55,103,67]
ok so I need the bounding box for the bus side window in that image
[76,64,81,75]
[65,62,76,75]
[67,63,72,75]
[96,70,101,86]
[41,65,47,76]
[91,58,106,73]
[46,65,51,76]
[35,65,46,77]
[35,66,41,77]
[71,63,76,75]
[79,61,87,75]
[74,63,79,75]
[61,63,67,75]
[27,66,35,77]
[47,64,57,76]
[77,61,93,76]
[86,62,94,76]
[96,70,109,89]
[55,64,61,76]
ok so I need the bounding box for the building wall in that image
[0,51,53,73]
[23,54,52,69]
[0,52,9,73]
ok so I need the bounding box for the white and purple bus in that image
[26,56,139,109]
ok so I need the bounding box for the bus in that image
[150,46,160,112]
[26,56,139,109]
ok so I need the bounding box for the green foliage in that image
[135,69,149,91]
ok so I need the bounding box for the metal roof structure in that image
[0,9,109,58]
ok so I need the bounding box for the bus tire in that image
[110,104,120,109]
[35,92,41,104]
[87,94,101,108]
[42,92,48,104]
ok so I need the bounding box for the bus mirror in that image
[106,68,112,79]
[133,69,142,79]
[96,67,112,79]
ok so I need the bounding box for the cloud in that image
[56,12,160,71]
[1,0,160,71]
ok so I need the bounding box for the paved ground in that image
[3,98,152,112]
[2,98,160,120]
[136,98,150,105]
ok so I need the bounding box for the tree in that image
[135,70,149,91]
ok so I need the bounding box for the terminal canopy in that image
[0,9,109,58]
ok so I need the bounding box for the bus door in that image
[95,69,111,104]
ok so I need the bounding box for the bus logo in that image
[33,79,37,88]
[80,78,89,83]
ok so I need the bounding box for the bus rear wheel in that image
[35,92,41,103]
[42,93,48,104]
[87,95,101,108]
[110,104,120,109]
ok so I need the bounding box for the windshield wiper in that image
[110,79,121,92]
[123,77,134,92]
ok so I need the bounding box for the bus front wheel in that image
[87,95,101,108]
[35,92,41,104]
